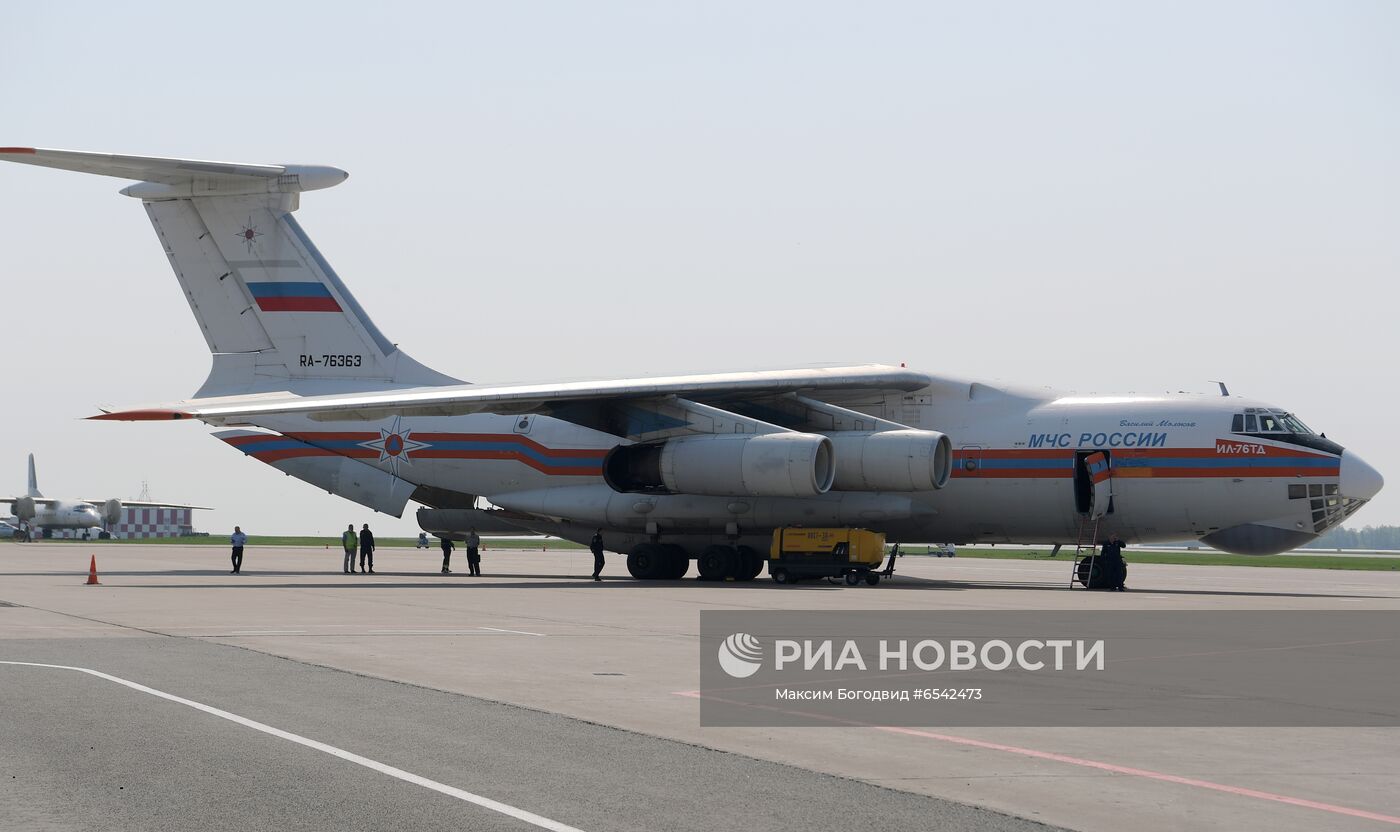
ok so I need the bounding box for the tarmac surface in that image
[2,541,1398,831]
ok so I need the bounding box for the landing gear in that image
[659,544,689,579]
[628,543,690,580]
[627,544,761,582]
[1074,556,1125,590]
[735,545,765,581]
[697,545,736,581]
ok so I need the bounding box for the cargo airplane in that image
[0,147,1383,580]
[2,453,209,540]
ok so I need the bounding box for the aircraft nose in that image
[1340,451,1384,501]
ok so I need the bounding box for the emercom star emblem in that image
[358,416,428,475]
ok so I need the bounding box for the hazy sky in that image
[2,1,1396,536]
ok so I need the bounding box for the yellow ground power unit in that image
[768,527,888,585]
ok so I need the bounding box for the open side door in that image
[1078,451,1114,519]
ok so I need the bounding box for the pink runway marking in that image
[673,690,1400,826]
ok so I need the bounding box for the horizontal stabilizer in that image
[0,147,346,197]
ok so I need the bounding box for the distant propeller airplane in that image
[2,454,209,540]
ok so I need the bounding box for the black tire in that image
[844,572,860,586]
[628,544,666,580]
[771,567,791,585]
[697,545,737,581]
[660,544,690,579]
[864,572,880,586]
[735,545,765,581]
[1075,557,1108,589]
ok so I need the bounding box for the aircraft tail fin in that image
[26,454,41,498]
[0,147,461,397]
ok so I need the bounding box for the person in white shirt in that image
[230,526,247,574]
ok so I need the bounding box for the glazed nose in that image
[1339,451,1384,501]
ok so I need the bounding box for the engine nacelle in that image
[102,499,124,526]
[827,430,952,491]
[604,433,835,498]
[11,496,36,521]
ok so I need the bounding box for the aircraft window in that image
[1324,484,1339,496]
[1232,414,1244,432]
[1257,414,1282,432]
[1309,484,1323,497]
[1244,414,1258,432]
[1280,414,1313,434]
[1288,484,1307,499]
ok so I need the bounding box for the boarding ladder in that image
[1067,513,1101,590]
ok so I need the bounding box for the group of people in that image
[341,524,377,573]
[437,528,482,575]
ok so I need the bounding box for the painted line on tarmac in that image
[224,630,308,636]
[673,690,1400,826]
[0,661,587,832]
[480,626,546,636]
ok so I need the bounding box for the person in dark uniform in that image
[465,528,481,576]
[590,529,605,581]
[1099,533,1127,591]
[440,536,454,574]
[230,526,247,574]
[359,523,376,574]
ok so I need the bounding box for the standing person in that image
[1099,533,1127,591]
[440,536,454,574]
[230,526,247,574]
[465,528,481,577]
[590,529,606,582]
[341,524,357,574]
[359,523,376,574]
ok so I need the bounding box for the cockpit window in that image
[1280,414,1312,434]
[1232,410,1316,436]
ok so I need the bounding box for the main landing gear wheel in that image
[659,544,690,580]
[844,572,860,586]
[1075,557,1124,589]
[627,543,667,580]
[735,545,764,581]
[697,545,737,581]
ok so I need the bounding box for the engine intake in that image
[826,430,952,491]
[604,433,835,498]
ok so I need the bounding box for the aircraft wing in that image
[78,500,213,510]
[1,497,57,506]
[91,365,930,426]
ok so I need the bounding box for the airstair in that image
[1068,513,1101,589]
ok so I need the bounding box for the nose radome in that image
[1340,452,1384,501]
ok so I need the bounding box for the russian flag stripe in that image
[247,282,341,312]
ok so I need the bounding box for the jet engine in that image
[604,432,835,498]
[11,496,35,521]
[826,430,952,491]
[102,499,124,526]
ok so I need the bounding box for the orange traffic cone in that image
[85,555,101,585]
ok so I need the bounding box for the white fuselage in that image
[223,374,1381,556]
